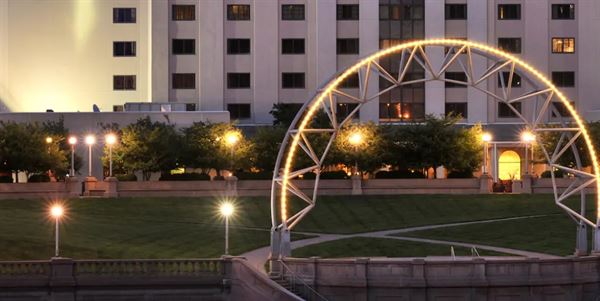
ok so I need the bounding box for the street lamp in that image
[481,132,492,174]
[105,133,117,177]
[219,202,235,255]
[224,131,240,176]
[50,204,64,257]
[68,136,77,176]
[45,137,53,144]
[521,131,535,175]
[348,131,363,175]
[85,135,96,177]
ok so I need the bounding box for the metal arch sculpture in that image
[269,39,600,261]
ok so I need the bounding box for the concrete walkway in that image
[241,214,560,272]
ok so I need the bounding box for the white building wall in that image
[0,0,8,112]
[151,1,169,102]
[577,0,600,120]
[358,0,379,123]
[198,0,224,111]
[467,0,489,124]
[424,0,445,117]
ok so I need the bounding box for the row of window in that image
[445,4,575,20]
[497,37,575,54]
[445,102,571,119]
[113,73,306,90]
[444,71,575,88]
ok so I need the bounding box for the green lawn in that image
[292,237,507,258]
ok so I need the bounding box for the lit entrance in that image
[498,150,521,181]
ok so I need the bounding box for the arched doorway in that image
[498,150,521,181]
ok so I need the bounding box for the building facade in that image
[1,0,600,125]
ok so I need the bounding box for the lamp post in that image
[521,131,535,175]
[68,136,77,176]
[219,202,235,255]
[50,205,64,257]
[348,132,363,175]
[45,137,53,144]
[105,134,117,177]
[481,132,492,174]
[224,131,240,176]
[85,135,96,177]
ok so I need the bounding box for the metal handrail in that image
[279,260,329,301]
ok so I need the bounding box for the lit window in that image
[498,38,521,53]
[498,4,521,20]
[552,38,575,53]
[379,39,403,49]
[227,5,250,20]
[172,5,195,21]
[114,75,136,90]
[282,4,304,20]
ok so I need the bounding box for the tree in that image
[179,122,214,173]
[251,126,286,172]
[330,122,384,174]
[205,123,253,176]
[43,117,82,178]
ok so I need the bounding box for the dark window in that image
[113,105,124,112]
[227,39,250,54]
[228,104,251,119]
[282,4,304,20]
[227,5,250,20]
[172,73,195,89]
[185,103,196,111]
[552,38,575,53]
[113,75,136,90]
[445,102,468,118]
[498,102,521,118]
[498,38,521,53]
[340,73,359,88]
[282,39,305,54]
[113,8,136,23]
[552,72,575,87]
[552,4,575,19]
[337,4,359,20]
[445,4,467,20]
[498,4,521,20]
[282,73,305,89]
[337,103,360,120]
[113,41,136,57]
[337,38,359,54]
[172,39,195,55]
[551,102,574,117]
[227,73,251,89]
[445,72,468,88]
[497,72,522,88]
[172,5,195,21]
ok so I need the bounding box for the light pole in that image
[105,133,117,177]
[521,131,535,175]
[45,137,53,144]
[220,202,235,255]
[50,205,64,257]
[224,131,240,176]
[85,135,96,177]
[68,136,77,176]
[481,132,492,174]
[348,131,363,175]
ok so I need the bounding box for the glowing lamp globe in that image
[85,135,96,145]
[220,202,235,217]
[105,133,117,145]
[348,132,363,146]
[50,205,64,218]
[225,132,240,146]
[521,131,535,143]
[482,132,492,143]
[68,136,77,145]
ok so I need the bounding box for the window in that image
[498,4,520,20]
[379,3,423,20]
[337,4,359,20]
[445,103,468,118]
[445,72,468,88]
[113,75,136,90]
[113,41,136,57]
[172,73,195,89]
[185,104,196,111]
[552,72,575,87]
[337,38,359,54]
[227,73,250,89]
[282,73,305,89]
[498,102,521,118]
[552,38,575,53]
[227,5,250,20]
[552,4,575,20]
[337,103,359,120]
[172,39,195,55]
[227,39,250,54]
[228,104,251,119]
[113,8,136,23]
[172,5,195,21]
[445,4,467,20]
[282,39,305,54]
[282,4,304,20]
[498,38,521,53]
[551,102,574,117]
[497,72,522,88]
[340,73,359,89]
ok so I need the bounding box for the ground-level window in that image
[228,104,251,119]
[445,102,468,118]
[498,102,521,118]
[113,75,136,90]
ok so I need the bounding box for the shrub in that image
[213,175,225,181]
[159,173,210,181]
[541,170,565,178]
[374,170,426,179]
[0,175,13,183]
[116,174,137,182]
[235,171,273,180]
[447,169,474,179]
[28,174,50,183]
[320,171,349,179]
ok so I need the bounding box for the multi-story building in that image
[1,0,600,125]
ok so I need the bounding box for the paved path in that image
[241,214,560,273]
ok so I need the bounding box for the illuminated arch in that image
[270,39,600,257]
[498,150,521,181]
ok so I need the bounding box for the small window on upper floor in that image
[552,4,575,20]
[113,8,136,23]
[227,5,250,20]
[337,38,359,54]
[227,73,251,89]
[552,38,575,53]
[113,41,136,57]
[498,4,521,20]
[445,102,468,119]
[551,102,574,118]
[497,72,522,88]
[282,4,305,20]
[114,75,136,90]
[228,104,251,120]
[282,73,305,89]
[172,5,195,21]
[339,73,359,89]
[445,4,467,20]
[282,39,305,54]
[172,39,195,55]
[498,38,521,53]
[498,102,521,118]
[552,72,575,87]
[172,73,196,89]
[337,4,359,20]
[227,39,251,54]
[445,72,468,88]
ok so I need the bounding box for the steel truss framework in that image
[269,39,600,262]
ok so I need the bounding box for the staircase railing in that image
[279,260,328,301]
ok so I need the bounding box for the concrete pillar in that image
[409,259,426,287]
[479,174,492,193]
[66,177,81,198]
[512,180,523,193]
[575,224,588,256]
[104,177,118,198]
[521,174,532,194]
[225,176,238,197]
[49,257,75,301]
[83,176,98,196]
[351,175,362,195]
[221,255,233,293]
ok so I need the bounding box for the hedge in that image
[374,170,426,179]
[159,173,210,181]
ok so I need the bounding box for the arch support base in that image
[268,228,291,276]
